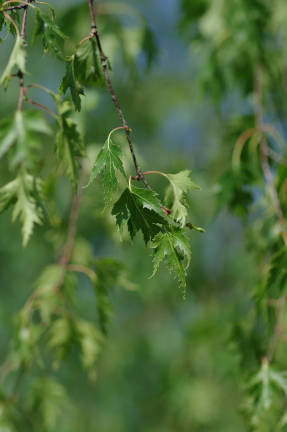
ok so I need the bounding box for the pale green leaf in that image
[86,136,126,204]
[165,170,200,226]
[0,36,26,87]
[0,173,43,246]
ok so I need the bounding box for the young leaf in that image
[151,229,191,295]
[112,187,167,243]
[165,170,200,226]
[60,55,84,112]
[265,249,287,299]
[92,258,137,333]
[33,9,67,60]
[86,135,126,204]
[56,102,85,183]
[0,35,26,88]
[246,360,287,428]
[0,110,51,169]
[60,39,104,111]
[48,317,72,368]
[75,319,102,379]
[27,378,67,430]
[0,173,43,246]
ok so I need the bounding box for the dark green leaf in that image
[151,229,191,295]
[56,102,85,183]
[33,9,67,60]
[60,39,104,110]
[112,187,167,243]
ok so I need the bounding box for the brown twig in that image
[15,0,31,111]
[58,167,85,268]
[25,97,58,119]
[87,0,151,190]
[2,3,27,11]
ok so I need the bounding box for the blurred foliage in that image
[0,0,287,431]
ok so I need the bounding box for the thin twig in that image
[16,0,31,112]
[87,0,151,189]
[2,3,27,11]
[58,167,85,267]
[67,264,97,281]
[25,97,58,119]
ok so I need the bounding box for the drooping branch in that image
[87,0,151,190]
[254,66,287,247]
[254,65,287,363]
[58,167,85,268]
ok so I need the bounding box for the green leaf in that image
[129,184,164,216]
[112,187,167,243]
[27,378,67,430]
[60,39,104,111]
[0,35,26,88]
[75,319,102,379]
[151,229,191,296]
[246,360,287,428]
[48,317,72,368]
[56,102,85,183]
[60,55,84,112]
[32,9,67,60]
[0,173,43,246]
[34,265,64,323]
[266,249,287,299]
[92,258,137,333]
[0,110,51,168]
[165,170,200,226]
[86,136,126,204]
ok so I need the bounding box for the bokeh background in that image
[0,0,259,430]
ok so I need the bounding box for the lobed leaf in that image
[0,110,51,169]
[33,9,67,60]
[0,36,26,88]
[60,39,104,111]
[165,170,200,226]
[0,173,44,246]
[56,102,85,184]
[86,136,126,204]
[151,229,191,296]
[112,187,167,243]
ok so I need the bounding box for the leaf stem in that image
[107,126,130,145]
[25,97,58,119]
[3,10,20,36]
[2,0,34,9]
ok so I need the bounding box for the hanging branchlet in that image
[0,1,202,425]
